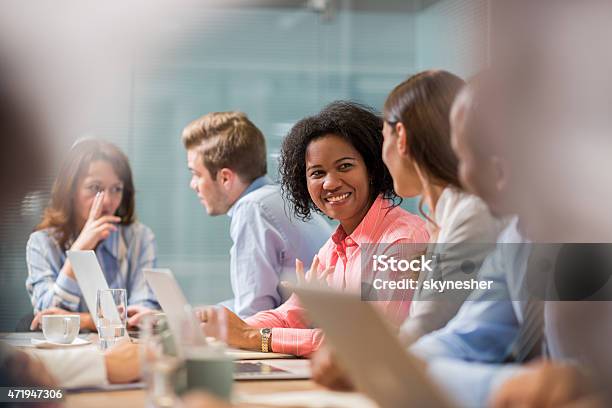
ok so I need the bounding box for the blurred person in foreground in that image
[487,2,612,407]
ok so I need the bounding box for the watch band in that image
[260,328,272,352]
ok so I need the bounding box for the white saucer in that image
[31,337,92,348]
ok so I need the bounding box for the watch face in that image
[261,328,271,335]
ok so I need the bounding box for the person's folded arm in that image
[245,294,310,329]
[267,327,325,357]
[28,341,141,388]
[26,232,80,312]
[245,294,323,356]
[29,347,108,389]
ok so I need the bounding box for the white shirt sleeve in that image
[27,345,108,388]
[404,189,506,342]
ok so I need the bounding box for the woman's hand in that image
[70,192,120,251]
[490,362,601,408]
[199,307,261,351]
[311,345,355,391]
[126,305,156,328]
[104,339,141,383]
[30,308,96,331]
[296,256,333,287]
[280,256,334,298]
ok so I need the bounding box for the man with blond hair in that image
[182,111,331,318]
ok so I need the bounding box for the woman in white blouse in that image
[381,69,508,342]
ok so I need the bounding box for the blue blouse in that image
[25,222,160,312]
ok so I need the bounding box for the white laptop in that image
[66,250,123,326]
[293,286,456,408]
[144,268,310,380]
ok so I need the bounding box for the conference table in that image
[1,332,374,408]
[65,379,322,407]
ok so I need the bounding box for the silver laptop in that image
[144,268,310,380]
[66,250,122,326]
[293,286,455,408]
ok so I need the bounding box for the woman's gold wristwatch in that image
[260,328,272,352]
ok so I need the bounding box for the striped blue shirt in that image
[25,222,160,313]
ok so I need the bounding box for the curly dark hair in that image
[279,100,401,221]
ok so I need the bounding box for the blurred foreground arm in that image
[490,362,607,408]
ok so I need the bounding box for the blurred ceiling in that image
[198,0,442,13]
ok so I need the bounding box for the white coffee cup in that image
[42,314,80,344]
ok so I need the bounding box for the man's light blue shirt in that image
[410,218,531,407]
[225,175,332,318]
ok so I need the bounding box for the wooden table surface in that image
[64,379,324,407]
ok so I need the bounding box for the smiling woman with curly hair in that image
[279,100,400,222]
[208,100,429,357]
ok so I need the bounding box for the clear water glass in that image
[96,288,127,350]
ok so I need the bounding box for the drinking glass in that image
[96,288,127,350]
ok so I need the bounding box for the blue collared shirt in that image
[409,218,531,407]
[26,221,160,312]
[224,175,332,318]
